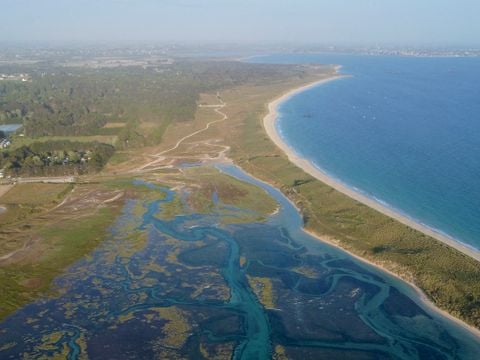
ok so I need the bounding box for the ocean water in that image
[250,54,480,250]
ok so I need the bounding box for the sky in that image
[1,0,480,46]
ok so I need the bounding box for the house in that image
[0,139,11,149]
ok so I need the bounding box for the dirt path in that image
[0,189,125,264]
[133,94,228,172]
[0,237,38,262]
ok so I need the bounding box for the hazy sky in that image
[2,0,480,46]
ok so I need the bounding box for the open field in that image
[0,181,127,319]
[104,92,230,174]
[0,183,73,227]
[0,185,13,198]
[0,183,71,206]
[0,206,121,319]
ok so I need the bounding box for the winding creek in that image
[0,164,479,359]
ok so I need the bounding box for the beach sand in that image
[263,76,480,263]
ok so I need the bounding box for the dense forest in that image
[0,140,115,176]
[0,61,304,143]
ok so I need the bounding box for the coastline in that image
[260,74,480,337]
[303,227,480,338]
[263,76,480,263]
[222,157,480,338]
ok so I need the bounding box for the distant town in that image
[0,45,479,68]
[0,73,31,82]
[324,46,480,58]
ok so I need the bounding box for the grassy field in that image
[0,205,120,319]
[0,183,72,228]
[0,183,71,206]
[0,179,132,319]
[216,72,480,328]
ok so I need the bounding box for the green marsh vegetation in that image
[0,183,72,227]
[180,167,277,223]
[0,175,159,319]
[0,204,121,319]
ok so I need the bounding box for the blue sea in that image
[250,54,480,251]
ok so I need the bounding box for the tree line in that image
[0,140,115,176]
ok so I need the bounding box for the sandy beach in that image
[263,76,480,263]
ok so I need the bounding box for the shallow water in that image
[1,165,479,359]
[250,54,480,251]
